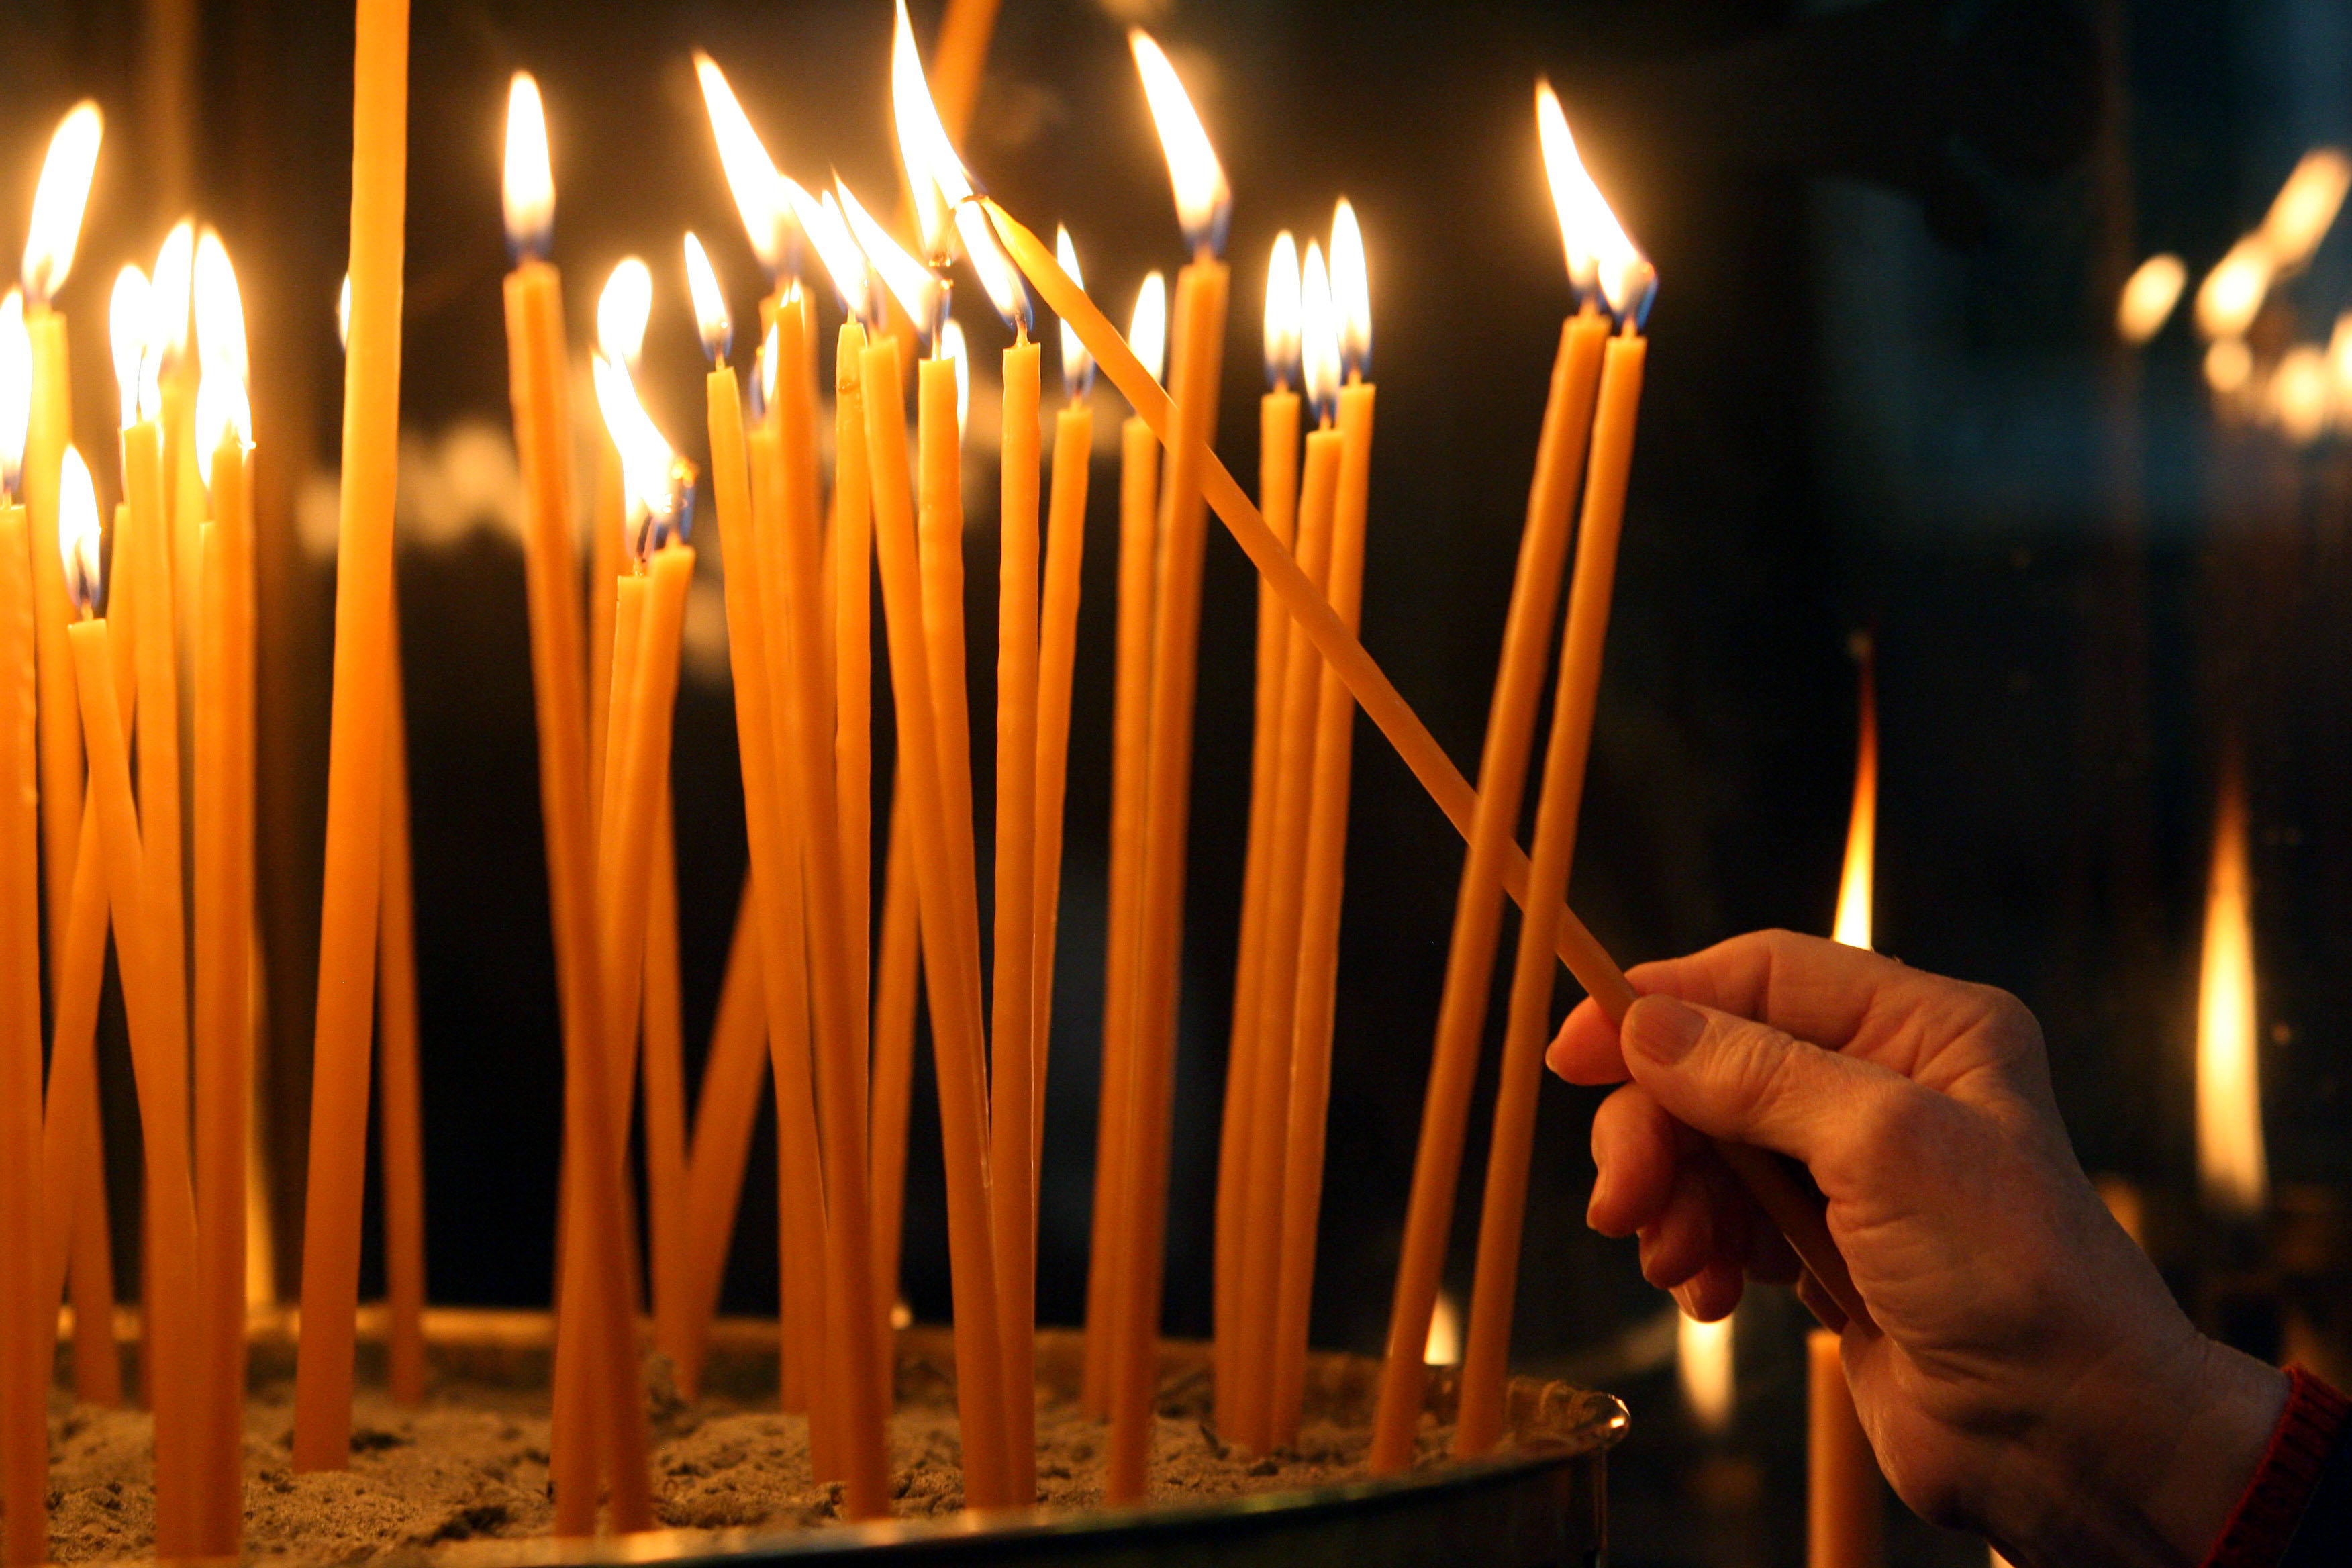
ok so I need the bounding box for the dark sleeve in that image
[2201,1367,2351,1568]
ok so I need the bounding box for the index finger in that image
[1547,928,1942,1085]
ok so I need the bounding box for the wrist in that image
[2000,1328,2286,1568]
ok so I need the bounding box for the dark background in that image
[5,0,2348,1562]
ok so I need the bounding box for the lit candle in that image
[60,450,205,1557]
[1834,636,1876,950]
[799,184,912,1404]
[33,280,118,1413]
[769,248,895,1512]
[1234,247,1343,1453]
[896,3,1046,1496]
[1373,85,1618,1476]
[1110,30,1234,1503]
[846,168,1011,1506]
[295,0,412,1472]
[1029,224,1095,1169]
[1268,203,1377,1451]
[0,289,42,1568]
[190,230,257,1554]
[1084,271,1164,1418]
[498,77,651,1534]
[2197,758,2267,1218]
[21,102,100,1016]
[708,316,830,1440]
[124,242,195,1325]
[1214,230,1300,1435]
[584,367,700,1528]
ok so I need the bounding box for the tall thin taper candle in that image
[1234,417,1340,1451]
[835,322,874,1120]
[869,779,920,1338]
[504,118,646,1532]
[1216,232,1299,1431]
[864,333,1010,1507]
[1455,324,1642,1457]
[295,0,410,1471]
[1111,250,1228,1502]
[991,332,1043,1502]
[0,489,43,1568]
[1085,399,1158,1416]
[1269,275,1375,1447]
[679,877,763,1390]
[39,793,119,1412]
[1030,388,1093,1163]
[712,352,828,1438]
[195,358,258,1553]
[68,599,202,1557]
[378,642,426,1408]
[771,292,891,1519]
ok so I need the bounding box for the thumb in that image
[1621,993,1909,1171]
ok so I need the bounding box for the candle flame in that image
[0,292,30,501]
[2330,313,2352,426]
[592,352,685,562]
[2196,238,2273,341]
[109,266,150,432]
[502,72,555,263]
[890,0,1028,331]
[1534,81,1654,326]
[2116,254,2187,345]
[1263,231,1300,392]
[193,228,252,481]
[683,232,732,365]
[836,177,938,342]
[597,258,652,373]
[2261,148,2351,268]
[1331,197,1371,381]
[1677,1308,1734,1435]
[786,179,870,324]
[337,273,351,354]
[142,219,195,420]
[1833,633,1876,950]
[2204,336,2252,397]
[2272,342,2329,445]
[57,444,101,615]
[1301,239,1339,422]
[1056,225,1093,400]
[1128,270,1167,386]
[1130,31,1230,258]
[942,314,970,434]
[691,51,792,279]
[1424,1291,1461,1366]
[23,101,102,307]
[2196,763,2268,1218]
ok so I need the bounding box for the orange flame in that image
[1833,635,1876,950]
[23,101,101,307]
[2196,765,2268,1218]
[1677,1310,1734,1435]
[1130,30,1230,256]
[503,73,554,260]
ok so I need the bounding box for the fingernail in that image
[1627,995,1705,1065]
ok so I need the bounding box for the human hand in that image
[1548,930,2285,1568]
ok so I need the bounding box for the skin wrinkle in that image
[1549,929,2286,1565]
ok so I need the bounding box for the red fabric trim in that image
[2201,1367,2351,1568]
